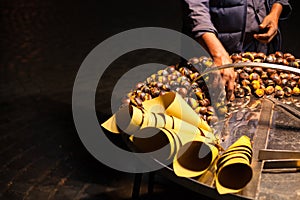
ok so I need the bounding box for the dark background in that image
[1,0,300,200]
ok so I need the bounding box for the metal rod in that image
[264,159,300,169]
[259,149,300,160]
[193,62,300,83]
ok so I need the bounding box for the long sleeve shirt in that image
[183,0,291,39]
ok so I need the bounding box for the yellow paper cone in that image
[220,147,253,164]
[131,127,181,160]
[115,105,144,134]
[101,114,120,134]
[164,114,201,135]
[217,153,250,171]
[101,105,144,134]
[215,158,252,195]
[223,146,253,155]
[173,135,219,178]
[228,135,252,150]
[143,92,212,132]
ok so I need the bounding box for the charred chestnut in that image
[235,87,245,98]
[274,90,284,98]
[239,72,250,80]
[243,85,252,95]
[264,79,275,86]
[283,86,292,97]
[253,67,263,75]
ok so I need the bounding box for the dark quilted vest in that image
[209,0,248,53]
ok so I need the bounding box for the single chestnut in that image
[265,86,275,95]
[255,88,265,98]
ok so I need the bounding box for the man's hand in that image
[214,56,236,101]
[254,3,283,44]
[198,32,236,101]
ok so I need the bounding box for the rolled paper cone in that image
[215,158,253,195]
[143,92,212,132]
[197,155,220,186]
[164,119,200,148]
[220,148,253,163]
[156,113,166,128]
[115,105,144,134]
[228,135,252,150]
[101,105,144,134]
[201,130,218,144]
[173,135,219,178]
[217,154,251,172]
[163,114,216,144]
[145,112,158,127]
[145,112,215,145]
[101,114,120,134]
[223,146,253,156]
[131,127,179,160]
[165,114,201,136]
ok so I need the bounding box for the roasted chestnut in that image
[275,51,284,58]
[179,67,190,76]
[266,68,276,75]
[166,66,176,74]
[292,87,300,96]
[177,87,188,97]
[290,61,300,68]
[274,90,284,98]
[249,72,260,81]
[251,80,261,90]
[253,67,263,74]
[235,87,245,98]
[243,85,252,95]
[239,72,250,80]
[231,53,242,61]
[255,88,265,98]
[264,79,275,86]
[270,73,282,85]
[275,85,283,91]
[283,86,292,97]
[241,52,254,61]
[188,97,199,109]
[265,55,276,63]
[161,83,171,91]
[241,79,251,86]
[207,115,219,125]
[188,57,200,65]
[265,86,275,95]
[243,66,253,74]
[255,52,267,60]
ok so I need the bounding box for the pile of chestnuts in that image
[121,56,225,124]
[231,52,300,98]
[121,51,300,125]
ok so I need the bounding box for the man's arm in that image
[197,32,236,100]
[184,0,236,100]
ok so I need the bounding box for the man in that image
[182,0,291,100]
